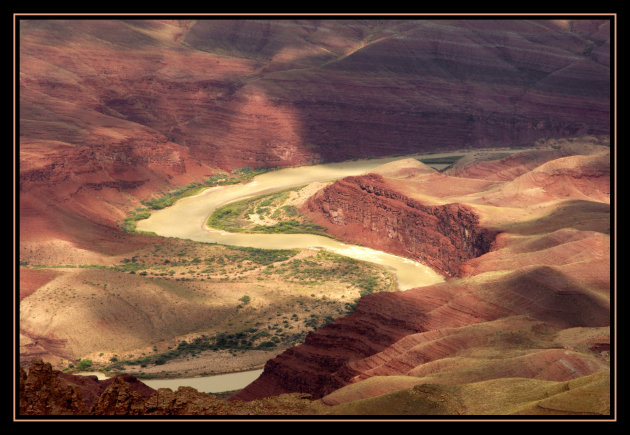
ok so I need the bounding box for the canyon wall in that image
[233,148,610,403]
[19,19,610,250]
[303,174,498,277]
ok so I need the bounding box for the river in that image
[131,153,480,393]
[75,369,264,394]
[136,154,448,290]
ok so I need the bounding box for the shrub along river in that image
[136,154,447,290]
[123,153,466,393]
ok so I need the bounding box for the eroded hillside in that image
[232,141,611,414]
[17,18,613,418]
[19,19,610,257]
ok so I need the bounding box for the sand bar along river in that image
[127,152,497,393]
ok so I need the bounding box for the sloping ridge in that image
[232,263,609,402]
[496,266,609,328]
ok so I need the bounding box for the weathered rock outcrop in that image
[17,359,324,416]
[18,359,155,415]
[303,174,498,277]
[19,359,88,415]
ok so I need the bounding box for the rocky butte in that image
[303,172,498,277]
[17,18,612,418]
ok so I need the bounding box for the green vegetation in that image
[118,166,274,233]
[224,246,299,266]
[21,243,303,285]
[141,166,273,211]
[206,186,331,237]
[27,236,395,377]
[121,208,151,233]
[76,359,92,370]
[105,329,307,373]
[273,251,393,298]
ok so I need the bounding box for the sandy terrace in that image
[247,181,332,227]
[123,348,284,378]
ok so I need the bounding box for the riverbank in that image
[25,148,532,392]
[121,348,280,380]
[76,365,266,394]
[135,153,451,290]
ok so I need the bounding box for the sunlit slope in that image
[321,371,610,415]
[234,143,611,416]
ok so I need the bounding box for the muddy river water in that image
[76,370,265,394]
[136,154,447,291]
[129,153,482,393]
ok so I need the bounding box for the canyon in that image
[232,142,611,405]
[19,19,610,255]
[17,17,612,418]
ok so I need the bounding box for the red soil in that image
[478,151,610,207]
[19,19,610,253]
[233,148,611,402]
[302,173,498,277]
[19,267,59,300]
[460,229,611,296]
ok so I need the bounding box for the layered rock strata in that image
[303,173,498,277]
[19,19,610,250]
[232,148,610,403]
[232,265,609,402]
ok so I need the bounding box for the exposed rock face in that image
[19,359,87,415]
[18,359,324,416]
[303,173,498,277]
[19,359,156,415]
[19,19,610,251]
[233,148,610,404]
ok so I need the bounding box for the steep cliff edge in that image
[302,173,498,277]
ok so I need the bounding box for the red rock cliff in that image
[19,19,610,250]
[303,174,498,277]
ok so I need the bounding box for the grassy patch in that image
[105,329,299,372]
[141,167,273,211]
[206,186,331,238]
[119,166,275,233]
[276,251,393,297]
